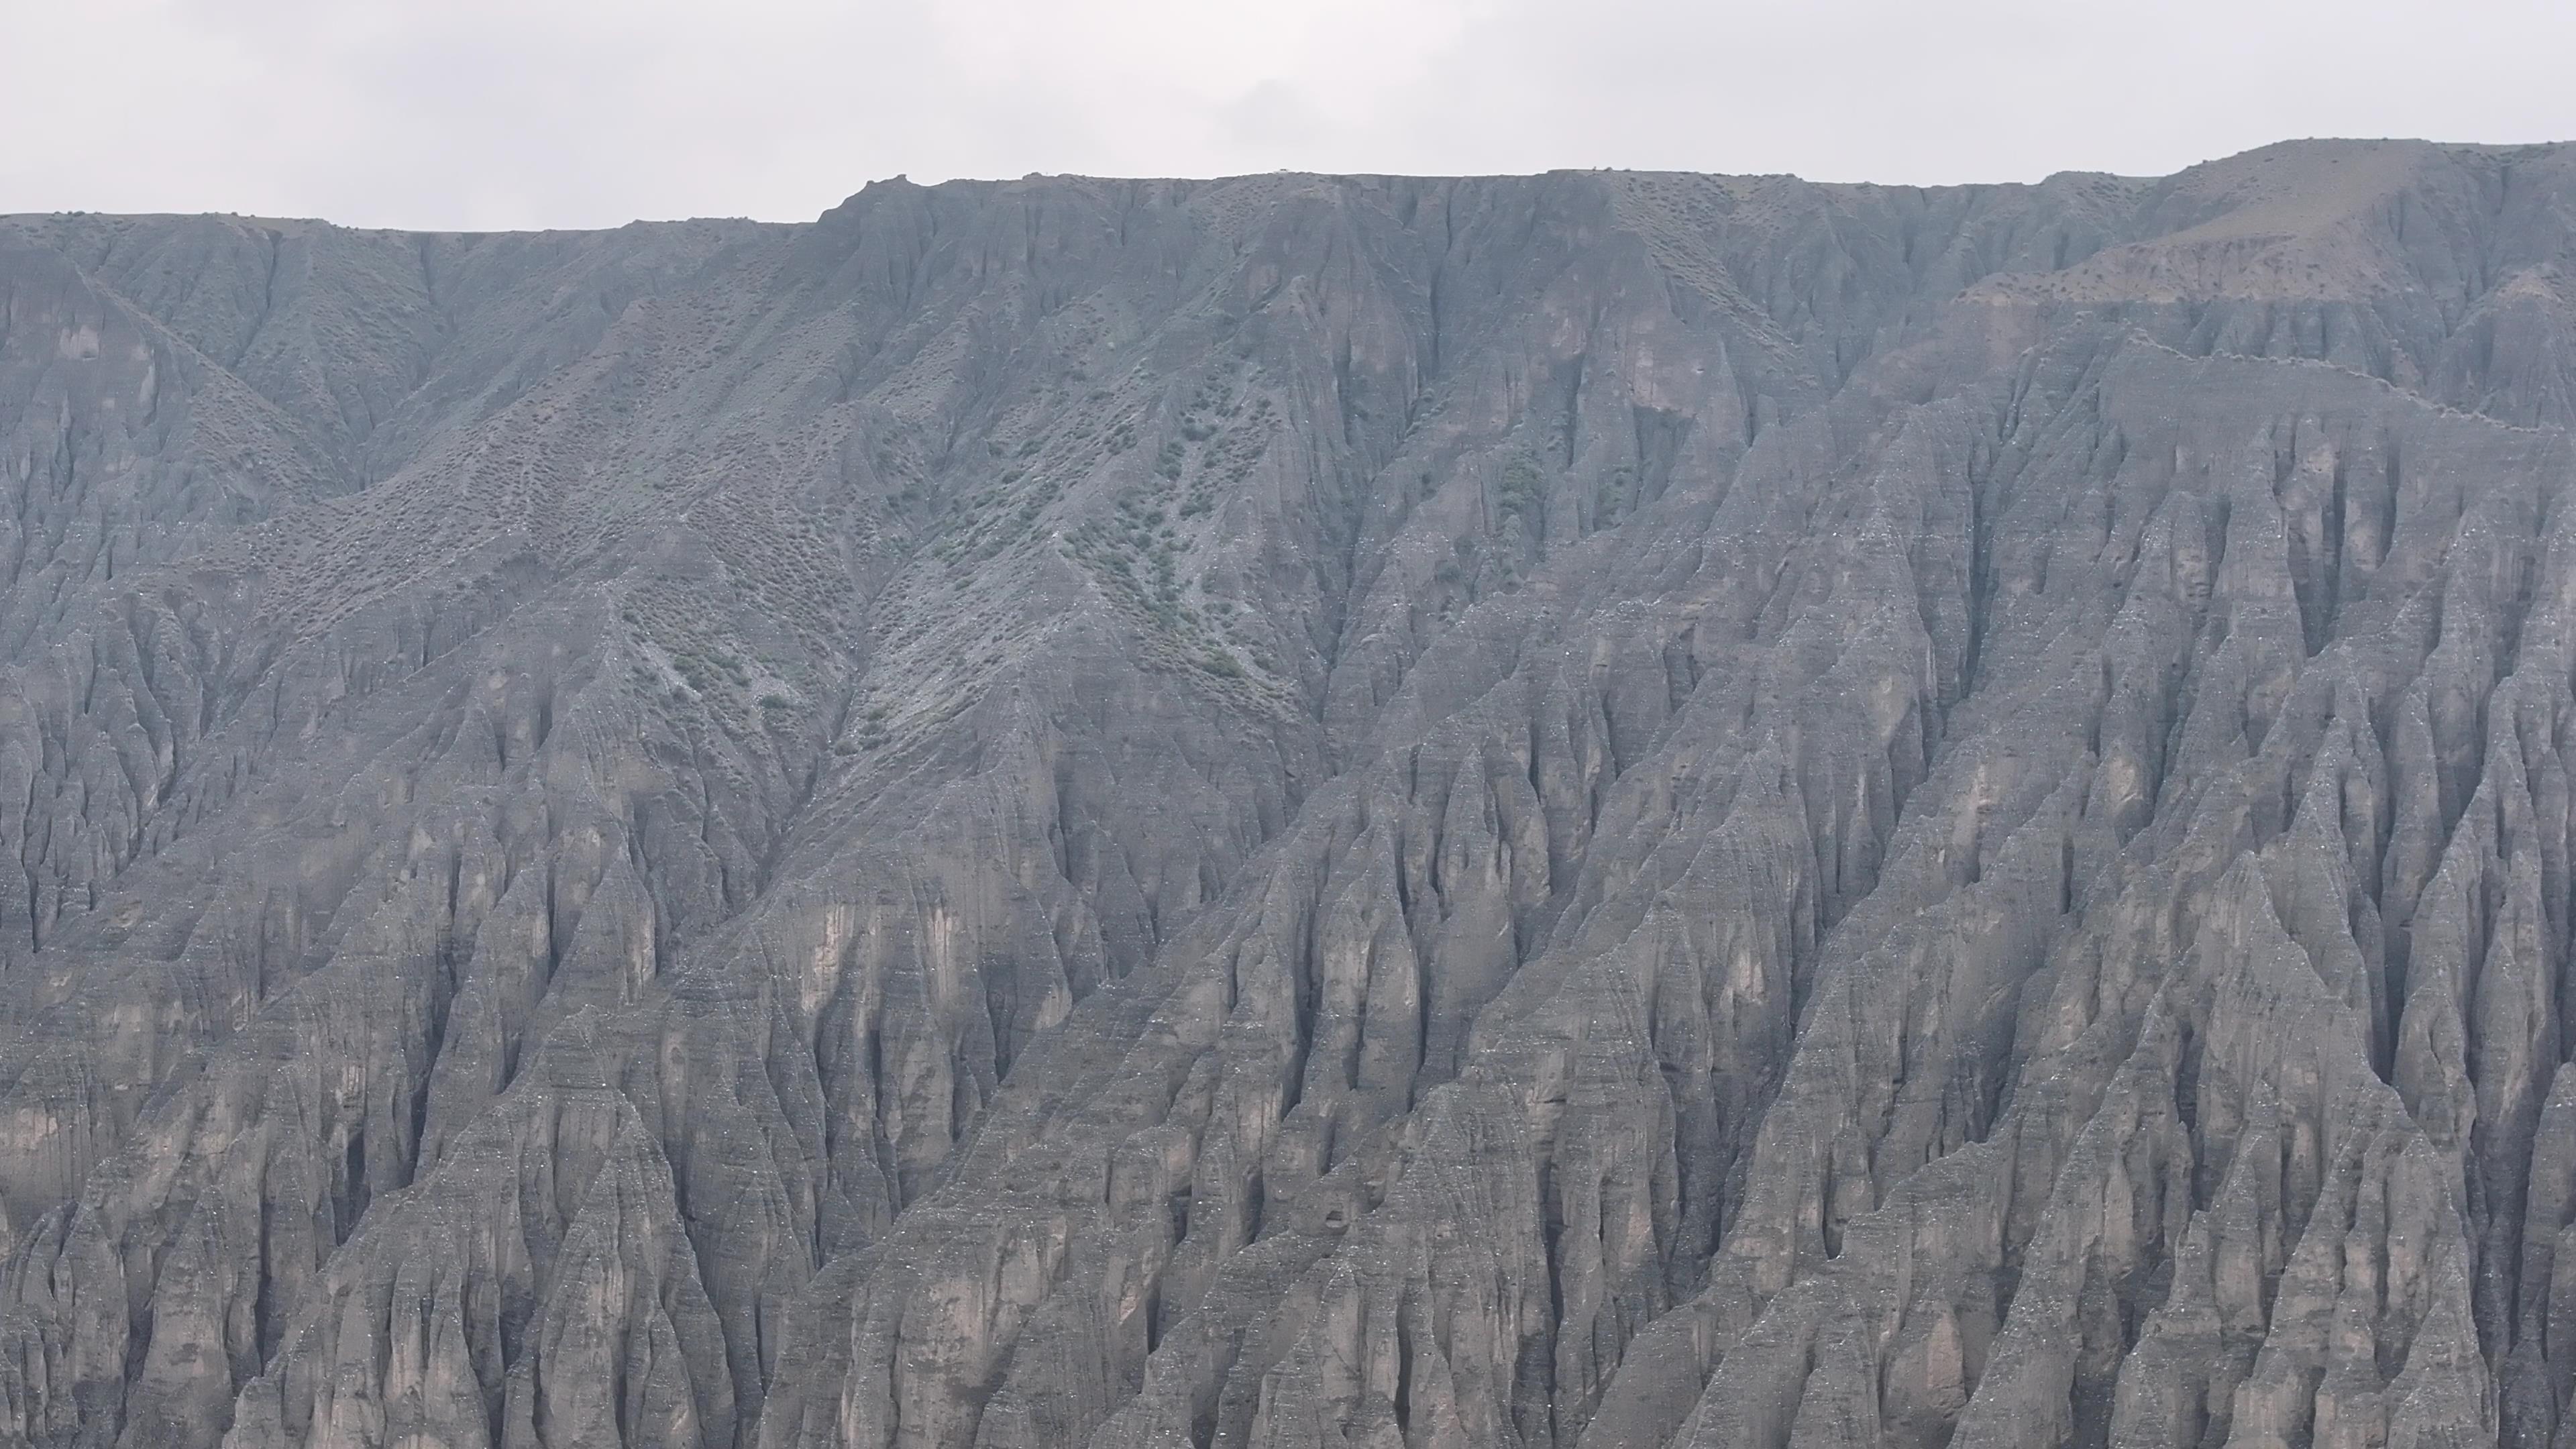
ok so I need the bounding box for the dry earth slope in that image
[1,138,2575,1448]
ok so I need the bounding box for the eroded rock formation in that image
[3,138,2575,1448]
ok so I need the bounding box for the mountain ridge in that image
[1,137,2573,1448]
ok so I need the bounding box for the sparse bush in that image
[1496,458,1544,521]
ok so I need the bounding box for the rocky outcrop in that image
[2,137,2575,1448]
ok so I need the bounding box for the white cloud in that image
[4,0,2570,229]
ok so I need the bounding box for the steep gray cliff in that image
[3,137,2575,1448]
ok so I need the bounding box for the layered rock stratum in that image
[3,138,2576,1448]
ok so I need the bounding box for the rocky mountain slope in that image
[2,137,2575,1448]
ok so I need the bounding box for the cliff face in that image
[2,138,2575,1449]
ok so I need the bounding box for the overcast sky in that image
[9,0,2574,231]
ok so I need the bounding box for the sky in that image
[7,0,2574,231]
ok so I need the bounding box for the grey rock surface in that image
[1,137,2574,1448]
